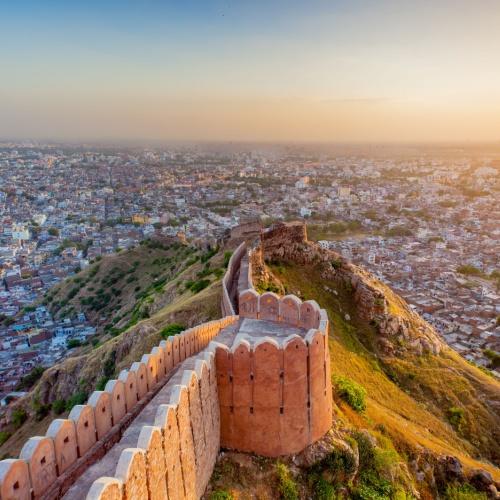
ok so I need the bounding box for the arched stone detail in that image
[195,359,214,483]
[252,338,281,456]
[172,335,180,365]
[151,346,166,379]
[20,436,57,497]
[137,426,168,500]
[115,448,147,500]
[205,324,211,346]
[239,289,259,319]
[319,308,329,335]
[68,404,96,457]
[0,458,31,500]
[214,344,232,448]
[282,335,309,453]
[46,418,78,475]
[184,329,193,357]
[170,385,196,499]
[306,329,332,443]
[160,338,174,372]
[141,353,158,390]
[259,292,280,322]
[88,391,113,440]
[178,334,186,362]
[192,326,200,352]
[231,339,252,452]
[205,350,221,448]
[118,369,138,414]
[130,362,148,400]
[181,370,204,495]
[154,404,184,500]
[279,295,301,326]
[104,380,126,425]
[86,477,123,500]
[300,299,321,330]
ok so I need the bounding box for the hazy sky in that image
[1,0,500,142]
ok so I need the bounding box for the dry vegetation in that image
[0,241,227,458]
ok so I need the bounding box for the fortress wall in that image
[87,349,220,500]
[222,242,247,316]
[239,289,327,332]
[214,330,332,457]
[0,316,237,500]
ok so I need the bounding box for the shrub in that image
[65,391,87,411]
[483,349,500,369]
[52,399,67,415]
[352,472,394,500]
[32,399,51,421]
[160,323,185,339]
[96,377,109,391]
[457,265,483,277]
[16,366,45,390]
[223,251,233,268]
[189,279,211,294]
[0,431,11,446]
[276,463,299,500]
[12,408,27,428]
[312,475,336,499]
[67,338,82,349]
[447,407,466,432]
[210,491,233,500]
[331,259,342,270]
[335,376,367,412]
[445,483,487,500]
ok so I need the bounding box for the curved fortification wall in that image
[0,237,333,499]
[0,317,237,500]
[215,312,332,457]
[221,242,247,317]
[86,346,222,500]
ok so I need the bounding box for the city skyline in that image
[1,0,500,142]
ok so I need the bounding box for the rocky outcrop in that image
[259,222,443,357]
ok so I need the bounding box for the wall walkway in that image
[0,237,333,499]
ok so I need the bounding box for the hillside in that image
[0,238,233,458]
[206,224,500,500]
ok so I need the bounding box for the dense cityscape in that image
[0,142,498,399]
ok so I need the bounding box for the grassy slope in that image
[269,262,500,480]
[46,240,201,338]
[0,243,225,458]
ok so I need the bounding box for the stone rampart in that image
[0,239,334,499]
[0,316,237,500]
[239,288,328,333]
[221,242,247,316]
[85,347,221,500]
[214,328,332,457]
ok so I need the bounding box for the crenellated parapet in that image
[0,241,334,499]
[213,328,332,457]
[239,289,329,334]
[0,316,237,500]
[85,347,221,500]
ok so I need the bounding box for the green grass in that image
[334,376,367,412]
[276,463,299,500]
[269,260,500,480]
[445,483,487,500]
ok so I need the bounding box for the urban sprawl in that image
[0,143,498,400]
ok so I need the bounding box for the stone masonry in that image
[0,240,333,499]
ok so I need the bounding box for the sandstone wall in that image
[239,288,327,332]
[86,348,220,500]
[214,327,332,457]
[0,317,237,500]
[221,242,247,316]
